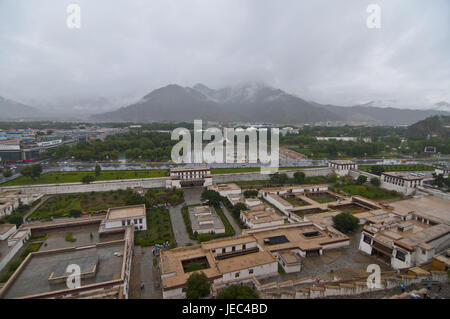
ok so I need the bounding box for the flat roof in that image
[1,242,125,298]
[329,160,356,164]
[106,204,146,220]
[209,183,241,191]
[382,172,424,180]
[244,222,348,252]
[171,166,209,172]
[389,196,450,225]
[0,224,15,236]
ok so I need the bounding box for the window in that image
[232,246,236,251]
[249,269,254,274]
[396,250,406,262]
[243,244,246,250]
[122,221,125,226]
[235,272,240,278]
[363,234,372,244]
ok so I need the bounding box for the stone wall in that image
[0,167,333,195]
[260,271,448,299]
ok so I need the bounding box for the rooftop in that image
[170,166,209,172]
[106,204,146,221]
[1,241,125,299]
[389,196,450,225]
[382,172,425,180]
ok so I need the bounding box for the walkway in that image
[220,203,242,236]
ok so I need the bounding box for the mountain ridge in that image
[90,83,448,125]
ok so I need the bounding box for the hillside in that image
[0,96,43,120]
[91,83,449,125]
[405,115,450,139]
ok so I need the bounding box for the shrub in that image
[186,272,211,299]
[65,232,76,242]
[332,212,359,234]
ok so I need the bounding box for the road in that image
[168,187,204,247]
[220,203,242,236]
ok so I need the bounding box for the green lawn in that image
[1,169,169,186]
[2,166,328,186]
[331,184,402,201]
[284,196,308,206]
[210,166,326,175]
[134,208,175,247]
[28,190,129,220]
[359,164,435,174]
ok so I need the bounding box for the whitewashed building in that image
[381,172,424,195]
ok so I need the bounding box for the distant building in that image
[240,203,284,229]
[189,206,225,235]
[207,183,241,197]
[328,160,358,177]
[100,204,147,234]
[166,166,212,188]
[0,224,31,271]
[381,172,424,196]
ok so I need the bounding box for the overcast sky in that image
[0,0,449,110]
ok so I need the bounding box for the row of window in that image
[122,218,144,226]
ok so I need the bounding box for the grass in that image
[284,197,308,206]
[305,193,337,203]
[28,190,129,220]
[210,166,326,175]
[134,208,176,248]
[278,264,286,275]
[331,184,402,201]
[359,164,435,174]
[181,204,235,243]
[1,169,169,186]
[234,176,330,189]
[3,167,326,186]
[65,232,76,242]
[0,242,42,283]
[28,233,48,242]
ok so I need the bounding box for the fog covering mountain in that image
[91,83,449,125]
[0,96,44,120]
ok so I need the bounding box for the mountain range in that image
[90,83,449,125]
[0,96,43,120]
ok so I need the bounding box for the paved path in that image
[22,195,50,223]
[129,246,162,299]
[220,203,242,236]
[169,204,196,246]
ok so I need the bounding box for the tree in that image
[231,203,248,219]
[293,171,306,184]
[370,177,381,187]
[20,164,42,180]
[81,175,95,184]
[216,285,259,299]
[435,174,444,187]
[328,173,338,183]
[68,209,82,218]
[332,212,359,234]
[243,190,258,198]
[201,190,222,206]
[3,168,12,178]
[185,272,211,299]
[370,165,385,176]
[357,175,368,185]
[95,164,101,177]
[270,173,288,185]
